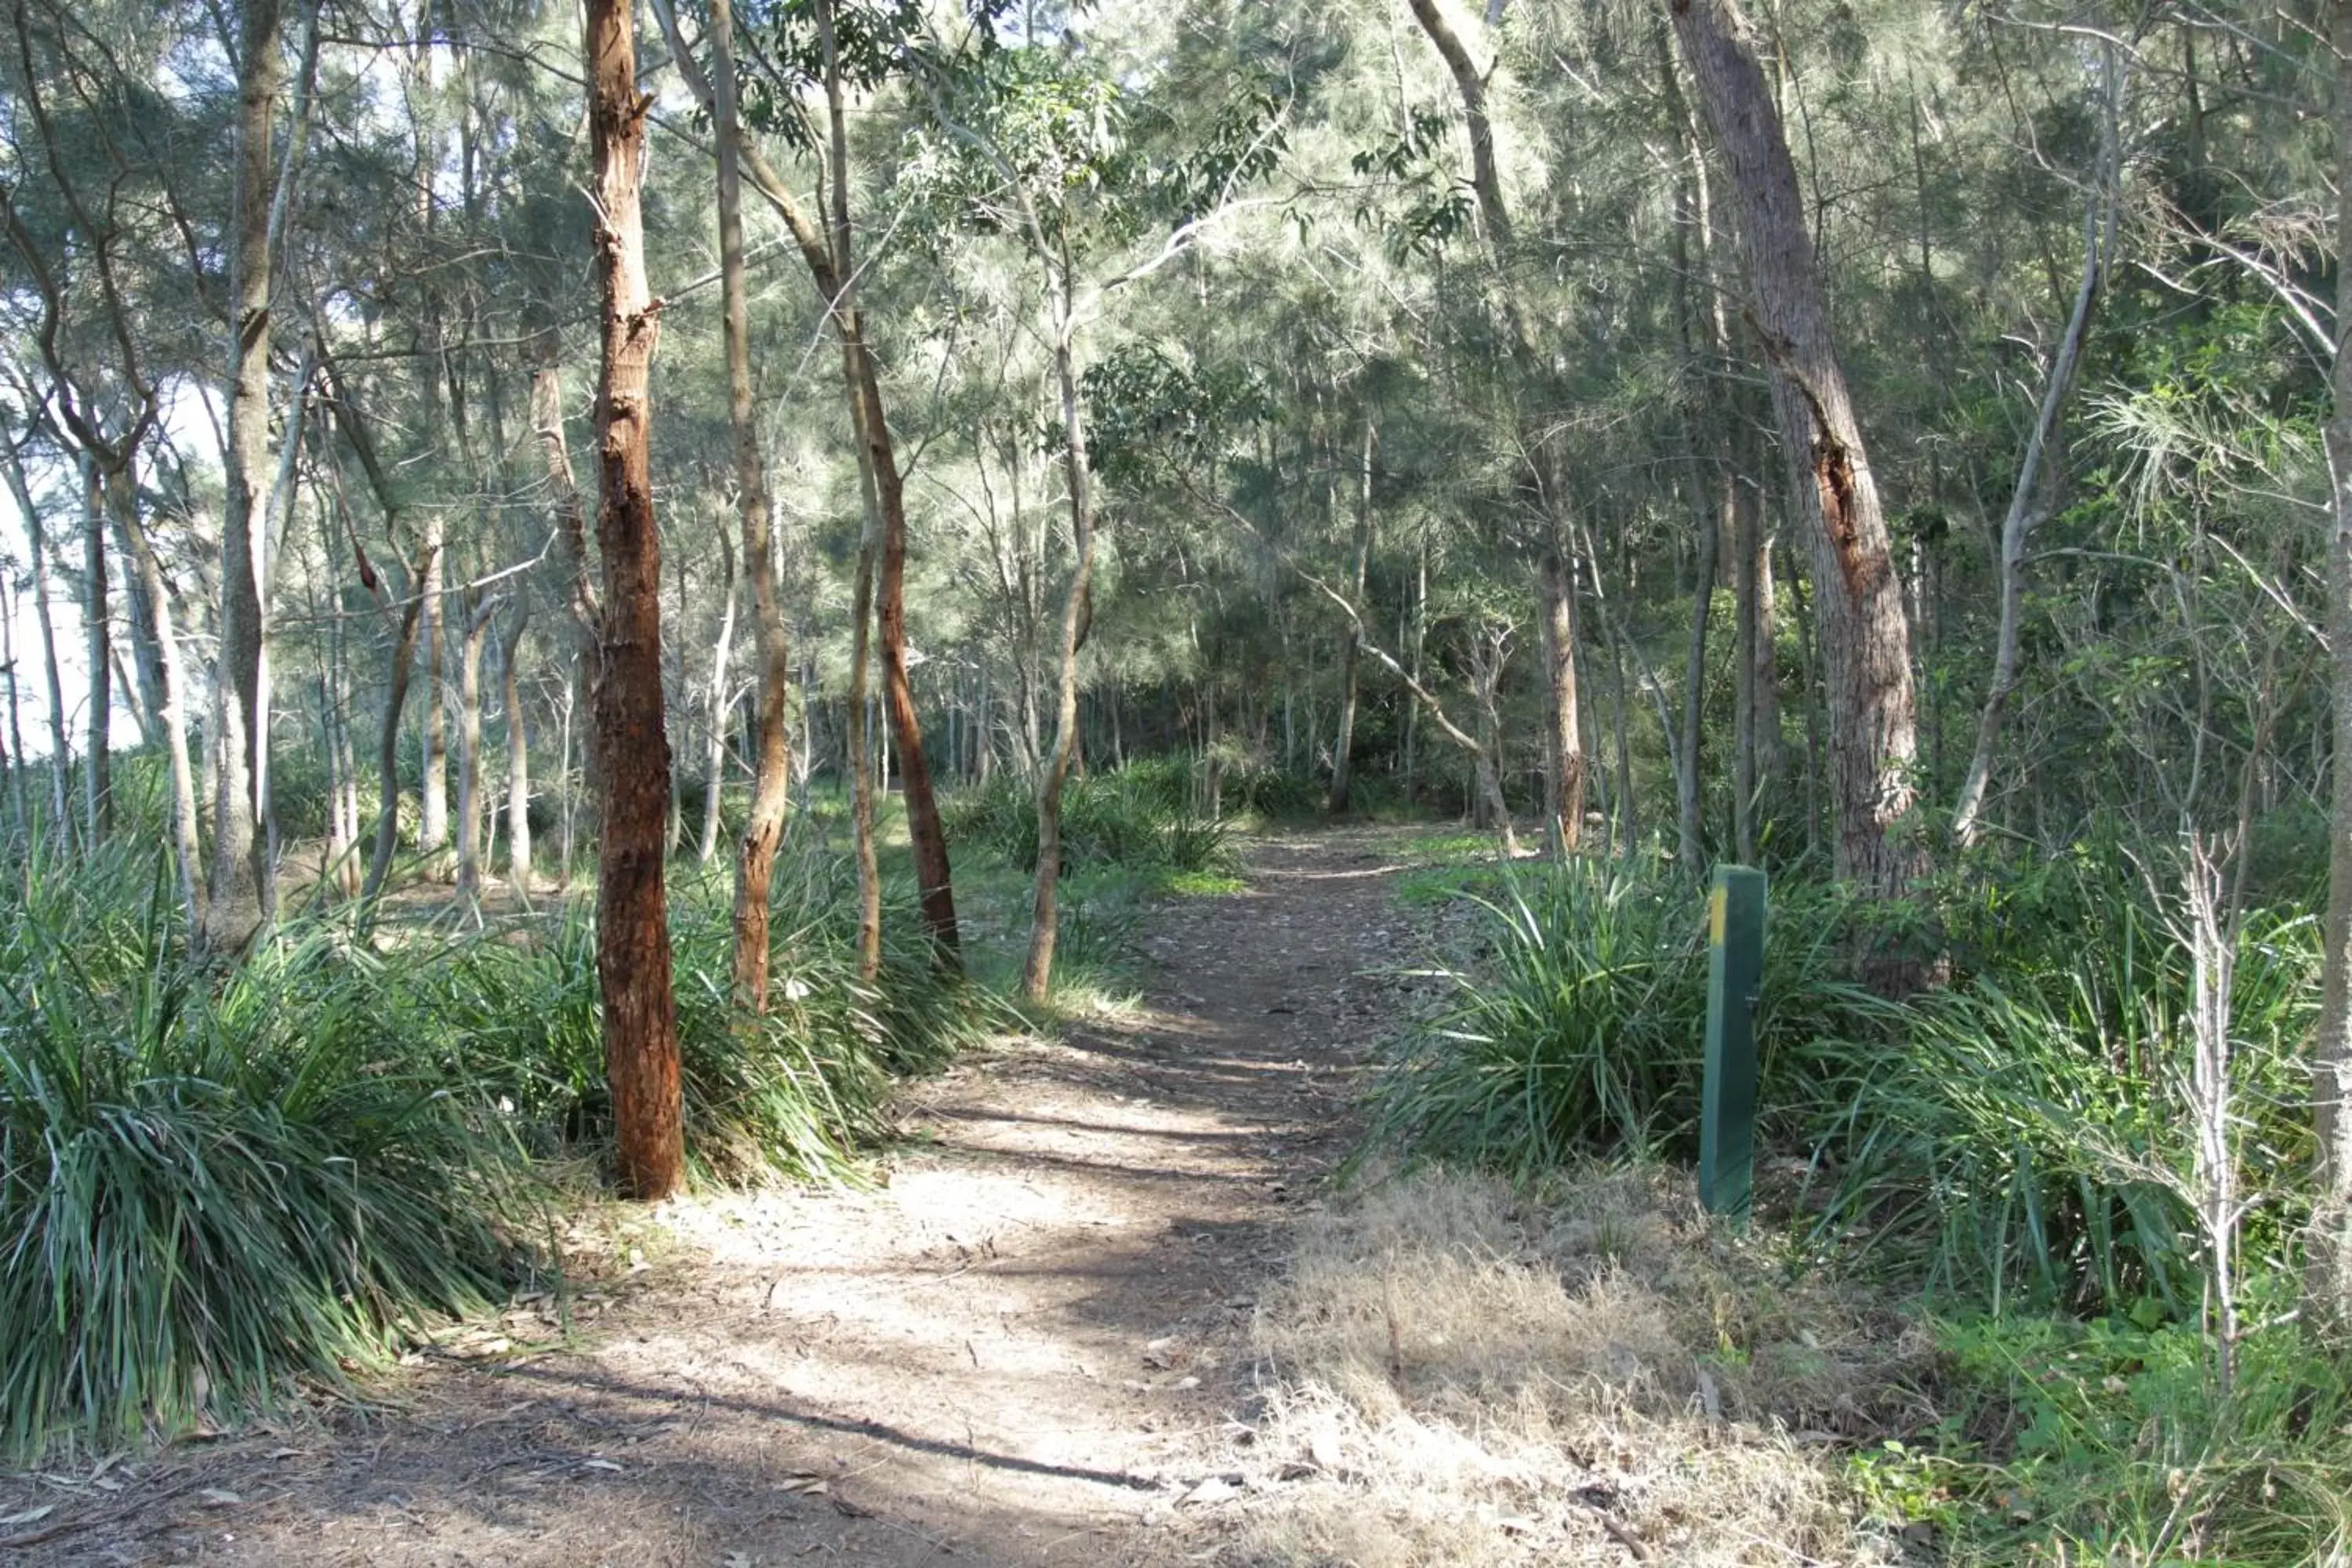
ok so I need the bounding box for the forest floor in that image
[2,825,1433,1568]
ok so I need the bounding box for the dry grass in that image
[1192,1166,1935,1566]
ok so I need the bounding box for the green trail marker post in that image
[1700,864,1766,1220]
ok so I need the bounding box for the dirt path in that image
[6,826,1414,1567]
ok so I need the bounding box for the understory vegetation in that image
[1341,840,2350,1564]
[0,799,989,1459]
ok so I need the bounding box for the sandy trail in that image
[4,826,1410,1567]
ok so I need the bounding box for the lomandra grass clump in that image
[0,846,533,1458]
[1362,861,1891,1176]
[0,838,989,1457]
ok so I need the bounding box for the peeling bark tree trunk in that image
[203,0,285,958]
[1669,0,1926,935]
[707,0,793,1014]
[586,0,684,1201]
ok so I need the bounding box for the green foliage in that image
[1361,860,1894,1178]
[1368,851,2317,1319]
[1802,901,2316,1317]
[0,843,536,1459]
[423,848,984,1186]
[0,835,985,1457]
[1864,1298,2352,1563]
[942,764,1233,877]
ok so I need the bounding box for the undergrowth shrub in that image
[1802,902,2316,1316]
[433,846,986,1185]
[0,836,986,1457]
[1361,862,1892,1178]
[1370,853,2319,1318]
[1872,1292,2352,1563]
[0,845,535,1459]
[943,765,1232,874]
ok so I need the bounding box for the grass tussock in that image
[0,835,990,1460]
[0,844,540,1459]
[1217,1165,1925,1566]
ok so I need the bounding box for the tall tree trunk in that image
[1676,481,1717,874]
[1669,0,1926,933]
[803,0,886,985]
[503,604,532,895]
[0,568,28,840]
[699,530,737,865]
[2309,0,2352,1335]
[116,474,205,924]
[361,546,428,910]
[586,0,684,1200]
[701,5,795,1011]
[1330,416,1374,814]
[1539,546,1584,855]
[807,0,959,964]
[4,445,71,836]
[1022,264,1101,1004]
[1733,466,1762,862]
[419,513,448,871]
[203,0,285,956]
[78,456,111,841]
[869,382,960,963]
[1951,60,2117,846]
[454,597,492,901]
[706,0,796,1011]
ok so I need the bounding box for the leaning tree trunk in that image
[203,0,285,958]
[867,377,961,965]
[586,0,684,1201]
[1668,0,1926,933]
[708,0,794,1014]
[1951,70,2117,848]
[2309,0,2352,1337]
[808,0,960,965]
[1021,268,1101,1004]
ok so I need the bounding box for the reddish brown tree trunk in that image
[586,0,684,1201]
[869,385,960,965]
[1669,0,1925,921]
